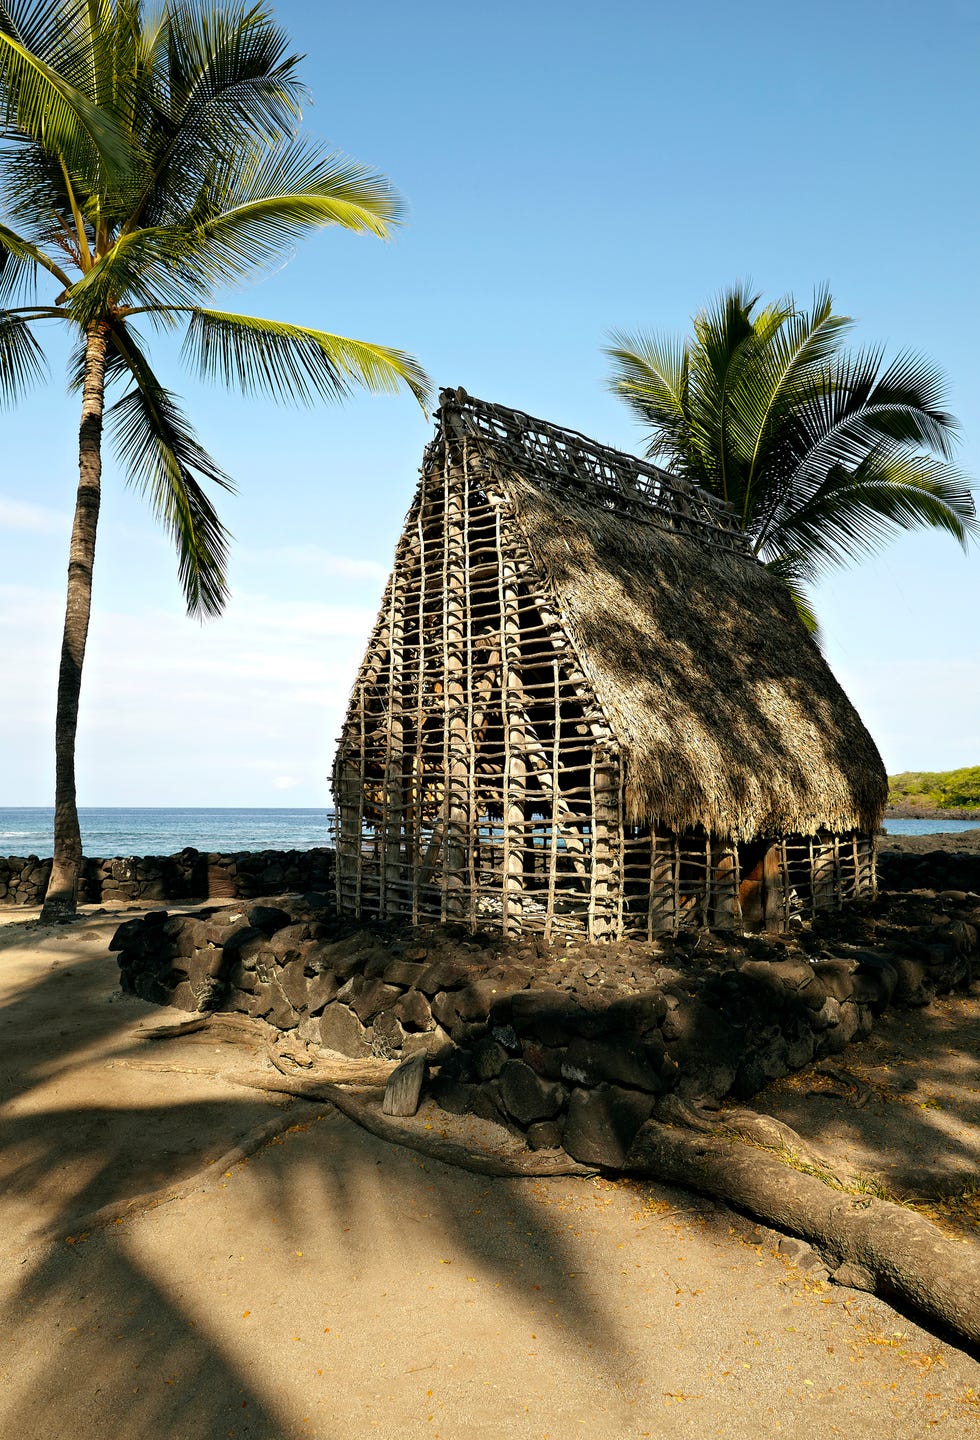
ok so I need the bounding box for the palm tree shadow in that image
[0,948,640,1438]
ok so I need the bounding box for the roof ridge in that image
[436,386,751,557]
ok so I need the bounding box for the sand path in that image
[1,907,978,1439]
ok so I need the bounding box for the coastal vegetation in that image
[606,283,977,631]
[0,0,429,920]
[888,767,980,812]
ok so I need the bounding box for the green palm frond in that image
[605,328,690,461]
[608,281,976,626]
[0,220,61,300]
[107,322,234,617]
[776,449,978,580]
[62,224,214,322]
[763,554,820,635]
[128,0,306,226]
[181,307,430,409]
[166,0,305,144]
[0,2,135,181]
[0,303,45,401]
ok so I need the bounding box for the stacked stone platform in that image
[111,882,979,1170]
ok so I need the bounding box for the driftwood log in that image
[626,1117,980,1348]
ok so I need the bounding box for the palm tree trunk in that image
[40,323,110,923]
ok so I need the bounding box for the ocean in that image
[0,807,975,860]
[0,808,334,858]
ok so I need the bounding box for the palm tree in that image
[0,0,430,921]
[605,283,975,631]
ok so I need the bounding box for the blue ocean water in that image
[0,808,334,858]
[882,817,980,837]
[0,808,975,860]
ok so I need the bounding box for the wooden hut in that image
[332,388,887,939]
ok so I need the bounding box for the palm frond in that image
[0,303,45,401]
[107,322,233,617]
[182,307,430,409]
[771,449,978,579]
[763,554,820,636]
[0,8,135,182]
[166,0,305,143]
[63,224,213,322]
[0,219,68,300]
[129,0,307,226]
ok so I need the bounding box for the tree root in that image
[625,1115,980,1348]
[230,1067,597,1178]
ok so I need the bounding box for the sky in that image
[1,0,978,807]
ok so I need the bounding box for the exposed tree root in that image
[626,1115,980,1348]
[266,1046,396,1087]
[230,1068,598,1177]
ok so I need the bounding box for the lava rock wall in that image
[111,884,978,1170]
[0,848,334,906]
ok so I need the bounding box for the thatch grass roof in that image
[443,390,887,840]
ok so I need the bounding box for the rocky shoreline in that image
[885,804,980,821]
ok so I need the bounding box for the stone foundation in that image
[111,881,978,1170]
[878,848,980,894]
[0,847,334,907]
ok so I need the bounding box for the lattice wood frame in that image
[332,404,877,938]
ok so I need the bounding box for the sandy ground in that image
[1,906,979,1440]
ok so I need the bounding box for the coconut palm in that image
[0,0,430,920]
[605,283,975,631]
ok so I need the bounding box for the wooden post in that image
[703,833,712,929]
[497,507,526,937]
[780,838,792,929]
[711,845,738,930]
[409,511,427,925]
[462,456,478,928]
[648,830,676,935]
[846,835,857,898]
[672,834,681,934]
[545,660,560,943]
[812,833,836,912]
[763,844,783,931]
[443,459,470,921]
[589,745,618,940]
[380,552,406,920]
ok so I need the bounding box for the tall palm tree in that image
[0,0,430,921]
[605,283,975,631]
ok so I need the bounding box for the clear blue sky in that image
[2,0,978,805]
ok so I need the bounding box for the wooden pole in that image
[443,455,470,921]
[589,745,618,940]
[497,505,526,937]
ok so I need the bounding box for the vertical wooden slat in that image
[703,833,712,928]
[812,833,835,912]
[780,838,791,929]
[732,842,743,934]
[355,686,367,915]
[462,446,478,929]
[443,455,470,921]
[380,547,406,919]
[763,845,783,930]
[409,511,427,926]
[851,832,861,900]
[711,844,737,930]
[544,659,560,943]
[589,747,617,940]
[672,834,681,934]
[497,506,525,937]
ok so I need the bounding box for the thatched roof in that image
[438,388,887,840]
